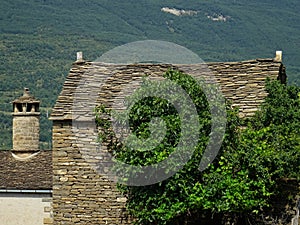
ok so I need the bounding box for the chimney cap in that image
[23,88,30,96]
[275,51,283,62]
[13,88,40,104]
[76,51,84,62]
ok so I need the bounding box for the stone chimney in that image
[12,88,40,153]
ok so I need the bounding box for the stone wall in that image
[12,114,40,151]
[52,121,131,224]
[43,196,53,225]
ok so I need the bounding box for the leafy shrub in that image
[95,72,300,225]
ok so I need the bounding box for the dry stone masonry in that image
[12,88,40,151]
[50,54,286,224]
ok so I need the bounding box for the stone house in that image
[0,51,297,225]
[0,88,52,225]
[49,51,297,225]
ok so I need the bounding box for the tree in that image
[95,71,300,225]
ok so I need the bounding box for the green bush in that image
[95,71,299,225]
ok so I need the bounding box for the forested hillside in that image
[0,0,299,149]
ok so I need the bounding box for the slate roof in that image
[50,57,286,120]
[0,151,52,190]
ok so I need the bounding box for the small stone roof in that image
[50,57,286,120]
[0,151,52,190]
[13,88,40,104]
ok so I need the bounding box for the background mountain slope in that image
[0,0,299,149]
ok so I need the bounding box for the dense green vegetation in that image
[1,0,300,149]
[96,71,299,225]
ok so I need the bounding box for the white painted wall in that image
[0,193,52,225]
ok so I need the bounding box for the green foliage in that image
[96,70,299,224]
[112,71,210,168]
[244,79,300,179]
[96,72,299,225]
